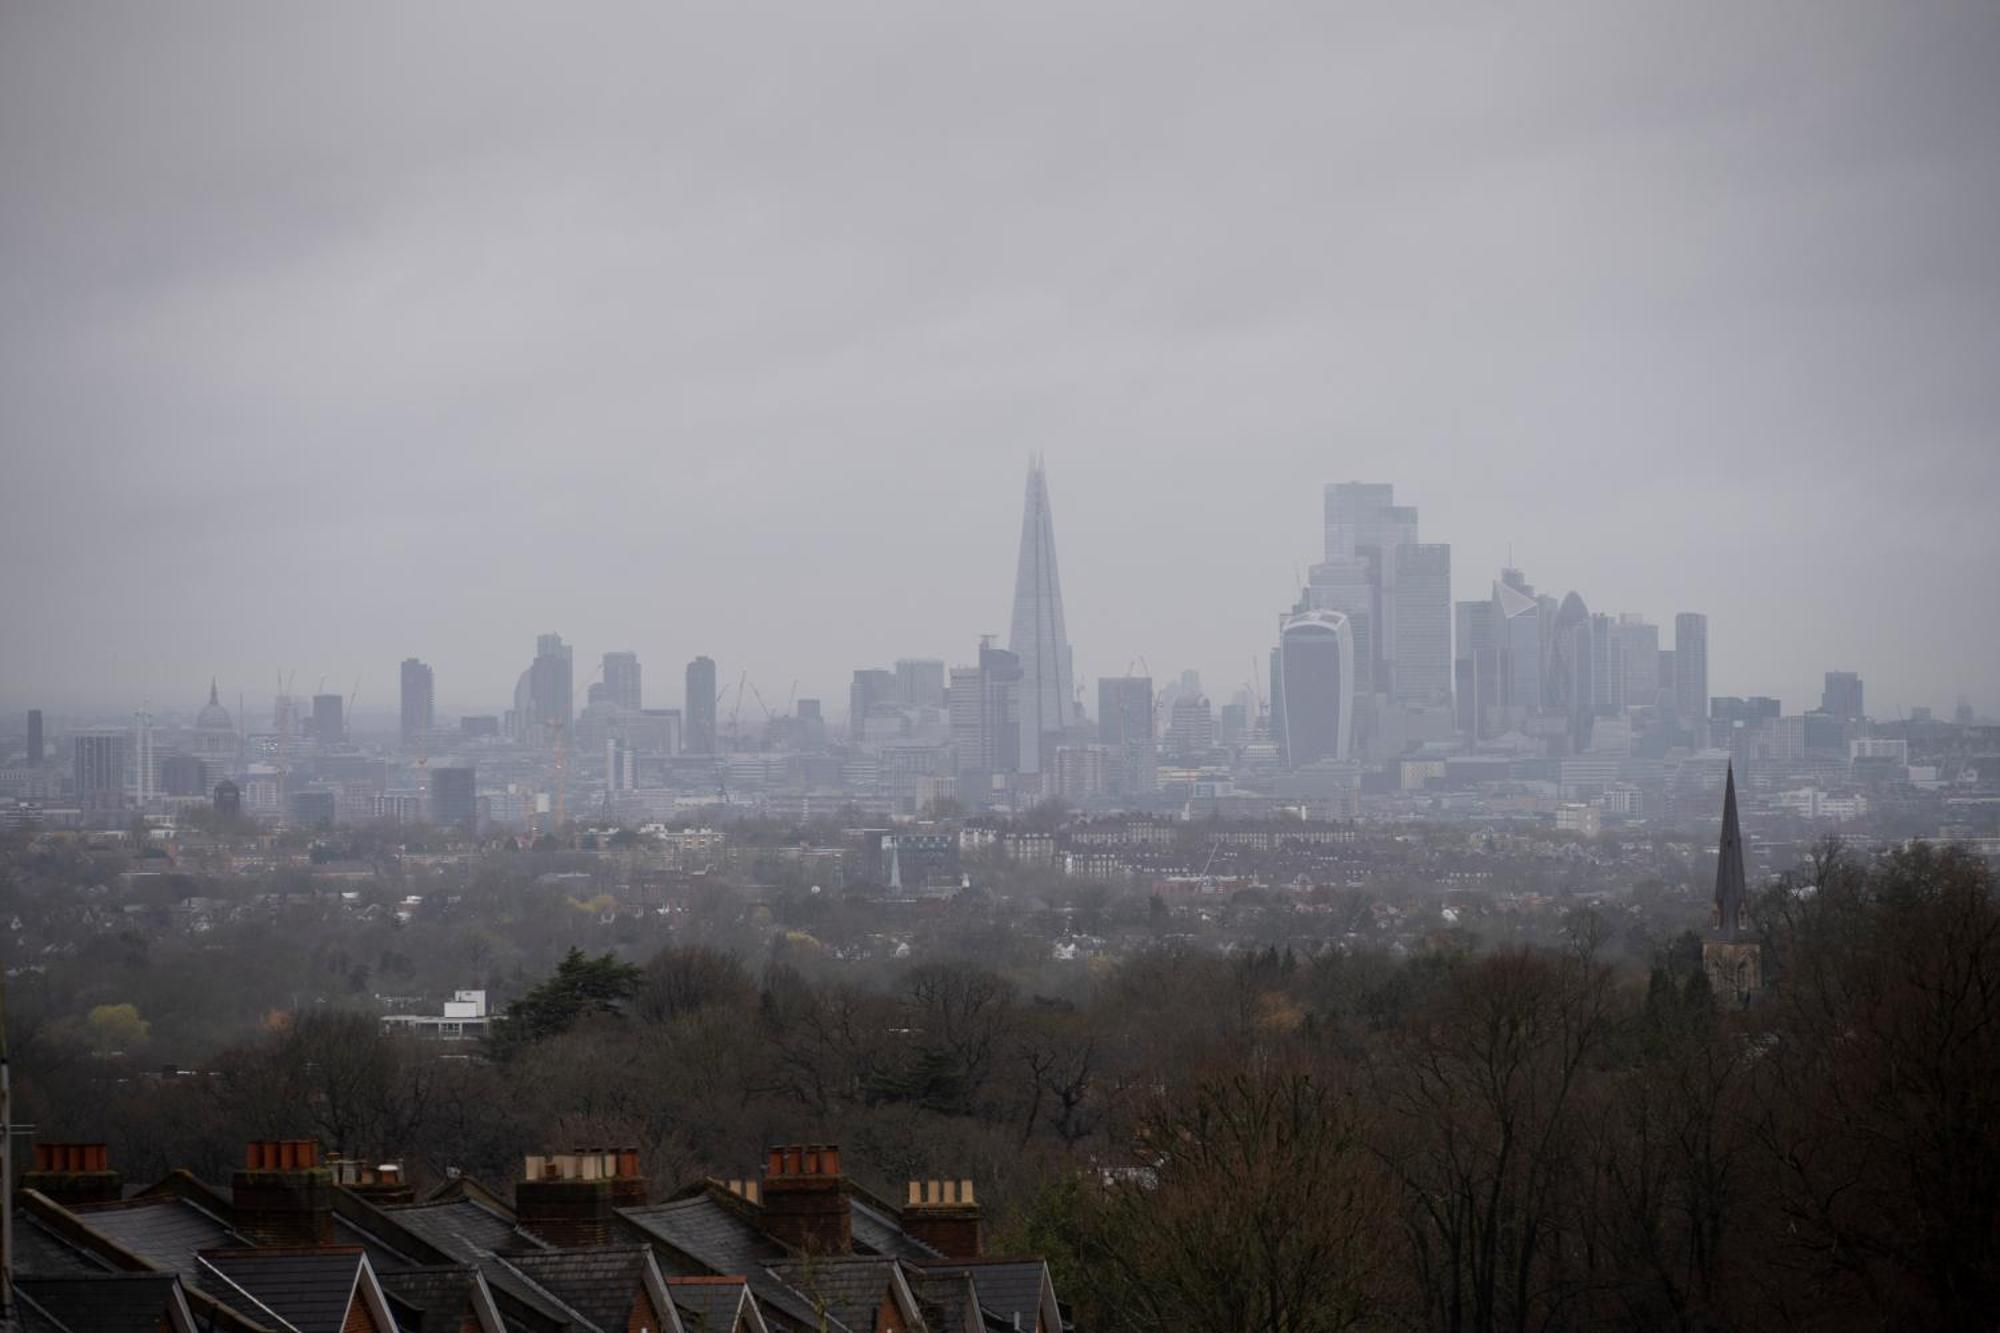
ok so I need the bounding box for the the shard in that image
[1008,456,1075,774]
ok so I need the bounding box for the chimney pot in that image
[902,1173,984,1259]
[761,1143,851,1255]
[233,1141,334,1247]
[23,1143,121,1205]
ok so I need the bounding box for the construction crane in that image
[725,670,748,750]
[746,678,774,724]
[549,664,602,833]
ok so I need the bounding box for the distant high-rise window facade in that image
[1392,542,1452,703]
[400,658,434,746]
[311,693,345,744]
[1495,578,1542,711]
[1319,483,1442,702]
[1550,592,1595,753]
[1164,694,1215,759]
[1097,676,1156,795]
[524,633,573,747]
[1008,458,1075,774]
[26,709,43,766]
[1273,610,1354,767]
[685,656,718,754]
[1674,613,1709,738]
[1615,615,1661,708]
[430,766,477,831]
[74,731,128,814]
[1821,671,1864,722]
[602,652,642,712]
[894,658,947,710]
[850,668,897,741]
[949,642,1022,777]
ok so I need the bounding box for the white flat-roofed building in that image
[381,988,492,1040]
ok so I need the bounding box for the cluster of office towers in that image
[402,470,1715,803]
[22,466,1731,826]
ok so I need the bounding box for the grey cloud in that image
[2,1,1996,718]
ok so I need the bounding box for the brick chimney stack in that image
[21,1143,122,1206]
[329,1158,415,1206]
[762,1145,850,1255]
[233,1141,334,1248]
[902,1179,983,1258]
[516,1148,646,1248]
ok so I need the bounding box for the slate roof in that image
[667,1276,752,1332]
[496,1245,651,1333]
[383,1197,574,1327]
[763,1257,900,1333]
[12,1213,118,1277]
[849,1199,940,1262]
[915,1259,1050,1332]
[384,1197,542,1263]
[375,1264,485,1332]
[617,1195,837,1332]
[332,1209,425,1273]
[15,1272,188,1333]
[71,1196,245,1283]
[907,1268,979,1332]
[619,1195,786,1276]
[199,1246,368,1333]
[13,1298,70,1333]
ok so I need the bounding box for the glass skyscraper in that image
[1007,457,1075,774]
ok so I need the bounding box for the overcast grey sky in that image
[3,2,1996,722]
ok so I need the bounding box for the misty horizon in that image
[5,3,1997,720]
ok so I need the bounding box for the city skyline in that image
[0,465,1976,729]
[4,5,1998,719]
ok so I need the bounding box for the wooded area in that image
[13,839,1997,1331]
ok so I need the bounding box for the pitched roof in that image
[495,1245,655,1332]
[916,1259,1052,1332]
[906,1268,980,1333]
[763,1257,903,1333]
[374,1263,487,1332]
[15,1272,192,1333]
[619,1195,787,1275]
[617,1194,830,1330]
[70,1195,245,1283]
[666,1276,756,1333]
[13,1213,119,1278]
[385,1196,546,1262]
[379,1196,578,1328]
[198,1246,369,1333]
[849,1198,941,1262]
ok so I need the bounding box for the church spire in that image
[1714,762,1746,937]
[209,678,220,707]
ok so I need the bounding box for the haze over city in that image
[6,8,2000,1333]
[5,2,1999,720]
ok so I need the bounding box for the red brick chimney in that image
[21,1143,122,1206]
[233,1140,334,1247]
[762,1144,850,1255]
[515,1148,646,1248]
[902,1178,983,1258]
